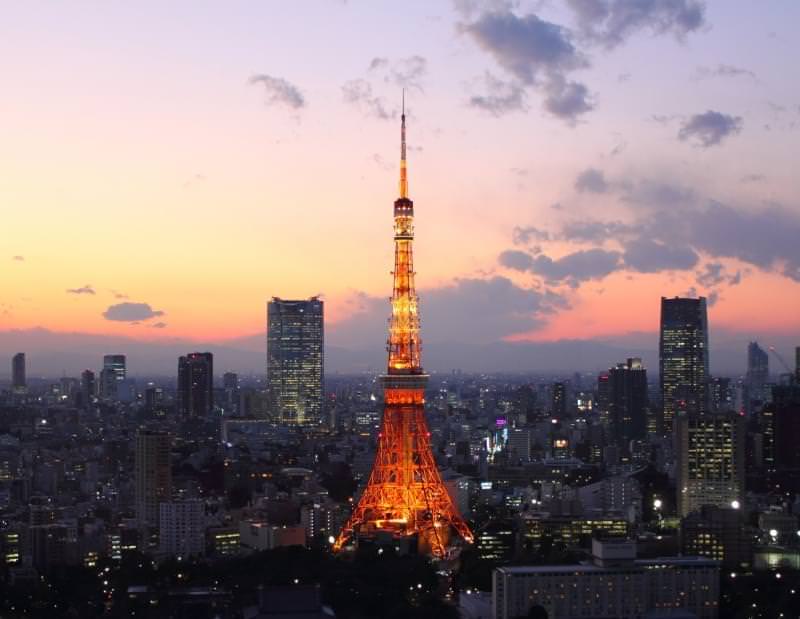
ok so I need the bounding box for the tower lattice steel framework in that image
[334,98,473,558]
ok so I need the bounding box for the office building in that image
[177,352,214,417]
[675,411,745,518]
[607,357,648,449]
[476,519,518,562]
[135,430,172,527]
[267,297,324,426]
[551,382,566,418]
[710,376,732,412]
[660,296,709,432]
[681,505,752,568]
[11,353,26,393]
[768,384,800,490]
[746,341,769,392]
[100,354,126,399]
[79,369,95,408]
[493,538,719,619]
[159,499,205,558]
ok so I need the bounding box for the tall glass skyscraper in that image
[659,296,709,433]
[745,341,769,414]
[100,354,126,399]
[267,297,324,427]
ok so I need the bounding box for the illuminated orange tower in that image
[334,98,473,558]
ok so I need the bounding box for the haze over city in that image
[2,1,799,375]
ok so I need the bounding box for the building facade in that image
[493,539,719,619]
[135,430,172,527]
[177,352,214,417]
[608,357,648,449]
[11,353,26,393]
[675,411,745,518]
[660,296,709,433]
[100,354,126,400]
[159,499,205,558]
[267,297,324,426]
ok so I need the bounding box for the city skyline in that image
[2,1,799,372]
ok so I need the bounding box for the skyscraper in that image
[745,341,769,414]
[80,369,95,408]
[659,296,709,433]
[551,382,566,418]
[607,358,649,449]
[334,98,472,557]
[11,353,26,394]
[177,352,214,417]
[267,297,324,426]
[675,411,745,518]
[135,430,172,527]
[100,354,126,399]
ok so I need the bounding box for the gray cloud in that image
[678,110,742,147]
[330,276,569,347]
[469,73,526,116]
[622,238,699,272]
[463,11,587,84]
[499,249,534,270]
[695,262,725,287]
[462,10,593,123]
[151,322,168,329]
[695,64,756,80]
[369,56,427,91]
[249,74,305,109]
[550,177,800,284]
[685,202,800,281]
[342,79,395,120]
[543,78,594,122]
[66,284,96,295]
[567,0,706,49]
[513,225,550,244]
[102,302,165,322]
[530,248,622,287]
[574,167,608,193]
[561,220,635,243]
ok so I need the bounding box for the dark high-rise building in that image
[100,354,126,399]
[747,342,769,388]
[11,353,26,393]
[710,376,733,412]
[659,296,709,433]
[745,341,769,414]
[135,430,172,527]
[551,382,566,418]
[769,384,800,491]
[80,369,95,408]
[177,353,214,417]
[267,297,324,426]
[675,411,745,518]
[795,346,800,384]
[607,358,648,449]
[596,373,610,426]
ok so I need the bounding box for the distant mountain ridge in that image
[0,326,789,378]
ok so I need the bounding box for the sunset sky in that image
[1,1,799,373]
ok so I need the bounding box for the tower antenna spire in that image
[399,89,407,198]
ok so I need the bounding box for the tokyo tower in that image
[334,98,473,558]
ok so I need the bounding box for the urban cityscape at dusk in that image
[1,2,799,618]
